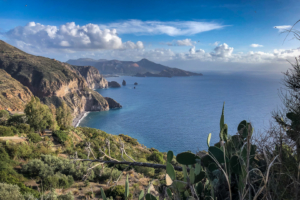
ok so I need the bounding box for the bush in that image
[0,110,10,120]
[147,151,164,163]
[7,115,26,126]
[53,130,69,143]
[16,123,30,134]
[43,173,74,190]
[0,183,24,200]
[119,134,138,145]
[106,185,125,199]
[0,126,14,136]
[27,132,42,143]
[57,192,74,200]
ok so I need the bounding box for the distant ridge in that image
[67,58,202,77]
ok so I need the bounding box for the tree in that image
[0,110,10,121]
[49,104,59,131]
[24,97,53,133]
[56,102,72,130]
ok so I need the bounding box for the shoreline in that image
[72,112,89,127]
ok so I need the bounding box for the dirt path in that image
[0,136,27,143]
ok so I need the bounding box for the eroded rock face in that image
[0,69,33,111]
[0,40,112,118]
[108,81,121,88]
[104,97,122,109]
[122,80,126,86]
[71,65,108,89]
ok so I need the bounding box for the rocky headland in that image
[104,97,122,109]
[0,40,121,121]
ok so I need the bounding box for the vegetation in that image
[56,102,72,130]
[24,97,53,133]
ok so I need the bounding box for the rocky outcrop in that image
[71,65,108,89]
[122,80,126,86]
[0,69,33,111]
[104,97,122,109]
[0,40,116,118]
[108,81,121,88]
[134,82,138,85]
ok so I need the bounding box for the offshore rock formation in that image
[0,69,33,111]
[71,65,108,89]
[122,80,126,86]
[104,97,122,109]
[0,40,117,118]
[134,82,138,85]
[108,81,121,88]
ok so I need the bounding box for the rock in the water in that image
[108,81,121,88]
[104,97,122,109]
[122,80,126,86]
[134,82,138,85]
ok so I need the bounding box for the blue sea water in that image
[79,72,283,154]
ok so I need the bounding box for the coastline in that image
[72,112,89,127]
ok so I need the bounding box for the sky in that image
[1,0,300,72]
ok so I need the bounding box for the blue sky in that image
[1,0,300,72]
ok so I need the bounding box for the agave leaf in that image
[125,175,129,199]
[145,193,157,200]
[220,102,225,131]
[139,190,145,200]
[101,188,107,200]
[207,133,212,147]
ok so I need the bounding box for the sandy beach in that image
[72,112,88,127]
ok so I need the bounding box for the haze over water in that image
[79,72,282,154]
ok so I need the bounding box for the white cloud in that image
[210,41,220,46]
[5,22,144,51]
[274,25,292,33]
[164,39,196,46]
[250,44,263,48]
[210,43,234,57]
[98,20,226,36]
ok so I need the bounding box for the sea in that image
[78,71,283,154]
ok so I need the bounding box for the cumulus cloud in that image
[5,22,144,51]
[98,20,226,36]
[210,41,220,46]
[210,43,234,57]
[164,39,196,46]
[250,44,263,48]
[274,25,292,33]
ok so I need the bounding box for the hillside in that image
[67,58,202,77]
[0,40,119,118]
[0,69,33,111]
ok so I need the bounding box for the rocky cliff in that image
[71,65,108,89]
[0,69,33,111]
[0,40,116,118]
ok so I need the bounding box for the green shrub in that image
[0,126,14,136]
[7,115,26,126]
[27,132,42,143]
[106,185,125,199]
[147,151,164,163]
[0,110,10,120]
[0,183,24,200]
[16,123,30,134]
[119,134,138,145]
[57,192,74,200]
[53,130,69,143]
[43,173,74,190]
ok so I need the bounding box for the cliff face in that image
[0,40,112,117]
[0,69,33,111]
[71,66,108,89]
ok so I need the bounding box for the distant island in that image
[67,58,203,77]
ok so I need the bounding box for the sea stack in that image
[134,82,138,85]
[108,81,121,88]
[104,97,122,109]
[122,80,126,86]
